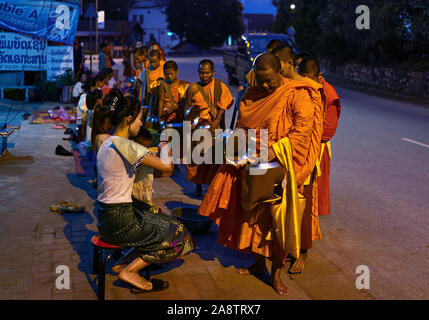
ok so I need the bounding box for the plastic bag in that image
[56,107,69,121]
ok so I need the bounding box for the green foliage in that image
[166,0,244,49]
[54,68,75,87]
[272,0,429,69]
[34,69,73,101]
[272,0,327,55]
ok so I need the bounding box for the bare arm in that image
[184,83,199,112]
[140,153,173,174]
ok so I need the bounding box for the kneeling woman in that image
[96,95,195,291]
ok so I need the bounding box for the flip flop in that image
[64,128,74,135]
[50,204,61,212]
[59,205,85,213]
[130,279,169,294]
[52,125,67,130]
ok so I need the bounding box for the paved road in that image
[316,87,429,299]
[169,55,429,299]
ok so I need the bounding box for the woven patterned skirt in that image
[97,201,195,264]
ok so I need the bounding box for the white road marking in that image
[402,138,429,149]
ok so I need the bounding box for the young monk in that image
[298,57,341,217]
[198,53,317,295]
[150,42,166,61]
[136,49,165,118]
[184,59,234,196]
[158,60,190,125]
[134,46,149,76]
[272,45,325,274]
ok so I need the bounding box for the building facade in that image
[128,0,179,50]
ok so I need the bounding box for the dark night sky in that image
[242,0,277,15]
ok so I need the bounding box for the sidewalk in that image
[0,116,374,300]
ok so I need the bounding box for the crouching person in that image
[96,95,195,292]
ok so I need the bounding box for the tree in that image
[272,0,327,55]
[272,0,429,68]
[166,0,244,49]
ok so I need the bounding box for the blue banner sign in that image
[0,1,80,45]
[0,32,73,79]
[0,32,47,71]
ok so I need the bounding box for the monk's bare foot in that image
[112,264,126,274]
[288,252,307,274]
[237,263,266,275]
[270,277,289,296]
[118,270,153,291]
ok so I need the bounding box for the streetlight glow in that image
[290,4,296,10]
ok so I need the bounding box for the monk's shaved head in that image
[164,60,178,71]
[298,57,322,84]
[135,46,148,56]
[271,45,298,79]
[254,53,283,93]
[298,57,320,78]
[266,39,284,53]
[271,44,296,63]
[198,59,215,85]
[294,51,312,67]
[254,53,281,73]
[198,59,214,71]
[149,49,161,58]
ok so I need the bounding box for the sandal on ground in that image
[130,279,169,294]
[59,205,85,213]
[50,204,61,212]
[64,128,74,135]
[55,145,73,156]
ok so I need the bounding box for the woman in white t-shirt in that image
[96,95,195,292]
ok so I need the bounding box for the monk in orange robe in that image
[136,49,165,107]
[150,42,166,61]
[133,46,149,77]
[158,60,190,124]
[298,58,341,216]
[272,45,325,274]
[198,53,318,295]
[185,59,234,196]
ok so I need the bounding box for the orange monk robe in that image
[186,79,234,185]
[245,69,257,87]
[198,78,316,258]
[146,60,166,90]
[189,79,234,124]
[283,76,325,251]
[137,60,165,106]
[318,78,341,215]
[159,80,190,123]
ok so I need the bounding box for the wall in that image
[325,60,429,100]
